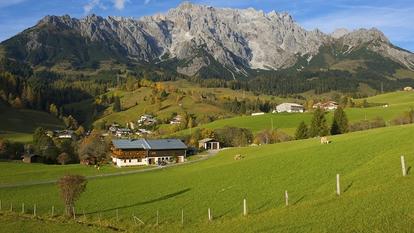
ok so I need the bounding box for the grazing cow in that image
[234,154,243,160]
[320,136,330,144]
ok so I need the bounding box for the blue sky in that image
[0,0,413,51]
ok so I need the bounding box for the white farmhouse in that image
[274,103,304,113]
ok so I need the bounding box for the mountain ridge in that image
[1,2,414,79]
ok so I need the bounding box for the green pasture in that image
[1,124,414,232]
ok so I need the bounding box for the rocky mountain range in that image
[1,2,414,79]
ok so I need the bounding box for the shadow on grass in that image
[407,166,412,175]
[86,188,191,215]
[215,206,237,218]
[343,181,354,193]
[293,196,305,205]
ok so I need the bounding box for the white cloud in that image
[0,0,27,8]
[112,0,129,10]
[83,0,108,14]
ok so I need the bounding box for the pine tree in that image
[331,107,349,135]
[309,108,329,137]
[295,121,309,140]
[112,96,121,112]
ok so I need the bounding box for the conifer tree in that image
[112,96,121,112]
[309,108,329,137]
[295,121,309,140]
[331,107,349,135]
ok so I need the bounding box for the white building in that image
[274,103,304,113]
[251,112,265,116]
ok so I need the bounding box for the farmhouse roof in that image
[277,103,303,107]
[112,139,187,150]
[198,138,216,143]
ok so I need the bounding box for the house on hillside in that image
[108,123,120,134]
[170,115,183,124]
[111,139,187,167]
[115,128,132,137]
[313,101,338,111]
[404,86,413,91]
[273,103,304,113]
[198,138,220,150]
[138,114,157,126]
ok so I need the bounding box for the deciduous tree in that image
[57,175,87,217]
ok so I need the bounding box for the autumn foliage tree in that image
[57,175,87,217]
[77,130,108,164]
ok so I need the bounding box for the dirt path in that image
[0,149,223,189]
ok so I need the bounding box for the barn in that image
[198,138,220,150]
[22,154,43,163]
[111,139,187,167]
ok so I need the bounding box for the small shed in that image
[198,138,220,150]
[22,154,43,164]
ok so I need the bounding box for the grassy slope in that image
[1,124,414,232]
[174,91,414,136]
[0,103,64,143]
[93,80,287,130]
[0,162,151,186]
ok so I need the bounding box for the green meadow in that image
[174,91,414,136]
[1,124,414,232]
[0,103,64,143]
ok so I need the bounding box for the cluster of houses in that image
[312,101,338,111]
[272,101,338,113]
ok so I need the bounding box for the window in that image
[138,158,142,162]
[129,159,132,163]
[123,159,126,163]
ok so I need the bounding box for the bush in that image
[254,129,292,145]
[349,117,386,132]
[214,127,253,147]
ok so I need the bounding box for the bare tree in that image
[57,175,87,217]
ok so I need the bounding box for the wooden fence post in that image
[243,199,247,216]
[51,206,54,217]
[10,203,13,212]
[401,156,407,176]
[181,209,184,226]
[0,200,2,211]
[21,203,24,214]
[285,191,289,206]
[33,204,36,216]
[336,174,341,196]
[116,209,119,222]
[208,208,212,221]
[156,210,159,225]
[73,207,76,220]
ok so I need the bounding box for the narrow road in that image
[0,149,223,189]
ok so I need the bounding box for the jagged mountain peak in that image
[2,3,414,76]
